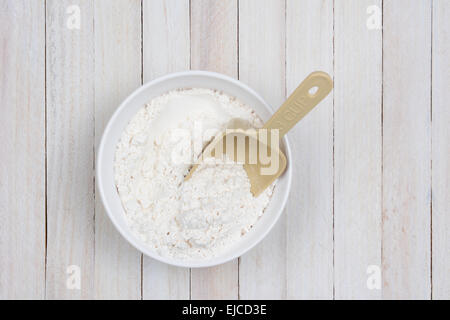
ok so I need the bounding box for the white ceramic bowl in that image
[97,71,292,268]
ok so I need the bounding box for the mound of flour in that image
[114,88,274,259]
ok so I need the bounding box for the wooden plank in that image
[285,0,334,299]
[45,0,95,299]
[432,0,450,300]
[143,0,190,80]
[238,0,286,299]
[0,0,46,299]
[382,0,432,299]
[190,0,239,300]
[94,0,142,299]
[142,0,191,299]
[190,0,237,76]
[334,0,382,299]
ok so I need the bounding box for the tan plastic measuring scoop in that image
[185,71,333,196]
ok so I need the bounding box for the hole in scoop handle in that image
[263,71,333,138]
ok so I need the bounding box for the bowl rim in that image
[96,70,293,268]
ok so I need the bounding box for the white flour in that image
[114,88,274,259]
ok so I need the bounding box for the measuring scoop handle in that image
[263,71,333,138]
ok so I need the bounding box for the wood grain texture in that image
[382,0,432,299]
[190,0,239,300]
[0,0,446,300]
[45,0,95,299]
[94,0,142,299]
[238,0,286,299]
[432,0,450,300]
[142,0,191,299]
[0,0,46,299]
[334,0,382,299]
[143,0,190,80]
[285,0,334,299]
[190,0,237,76]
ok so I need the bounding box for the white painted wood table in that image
[1,0,448,300]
